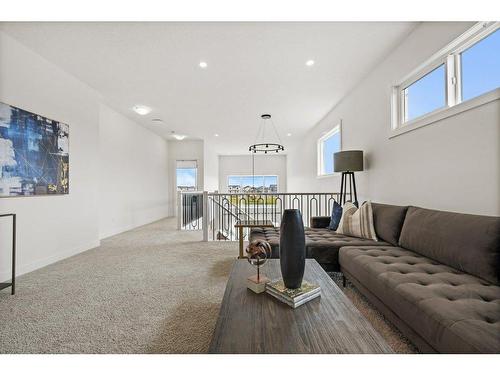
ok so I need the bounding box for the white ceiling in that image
[0,22,417,150]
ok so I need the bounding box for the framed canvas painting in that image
[0,101,69,197]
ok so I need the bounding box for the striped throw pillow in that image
[336,201,378,241]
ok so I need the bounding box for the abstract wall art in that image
[0,101,69,197]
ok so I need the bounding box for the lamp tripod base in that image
[339,171,358,205]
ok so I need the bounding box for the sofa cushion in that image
[337,201,378,241]
[339,245,500,353]
[249,227,389,268]
[371,203,408,246]
[328,201,343,231]
[310,216,331,229]
[399,206,500,285]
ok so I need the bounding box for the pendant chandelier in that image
[248,114,285,154]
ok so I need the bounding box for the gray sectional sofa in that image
[249,203,500,353]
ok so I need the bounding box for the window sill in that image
[389,88,500,139]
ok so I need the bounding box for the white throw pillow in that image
[336,201,378,241]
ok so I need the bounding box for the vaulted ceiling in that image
[1,22,417,149]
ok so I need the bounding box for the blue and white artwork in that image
[0,102,69,197]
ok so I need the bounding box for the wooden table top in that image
[209,259,393,354]
[234,220,275,228]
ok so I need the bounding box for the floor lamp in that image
[334,150,364,205]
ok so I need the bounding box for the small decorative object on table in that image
[266,279,320,308]
[246,240,271,293]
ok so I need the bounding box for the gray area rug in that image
[328,272,417,354]
[0,218,417,353]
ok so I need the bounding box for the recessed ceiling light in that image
[133,105,151,115]
[286,133,292,137]
[172,134,186,141]
[306,60,315,67]
[199,61,208,69]
[214,133,219,137]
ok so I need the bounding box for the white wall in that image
[99,105,169,239]
[218,154,287,192]
[167,139,204,216]
[203,139,219,192]
[288,22,500,216]
[203,138,293,193]
[0,31,171,281]
[0,31,100,280]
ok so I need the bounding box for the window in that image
[392,22,500,135]
[227,175,278,193]
[176,160,197,191]
[403,64,446,122]
[461,29,500,101]
[317,123,341,176]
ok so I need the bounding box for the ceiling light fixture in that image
[249,114,284,154]
[248,114,285,193]
[133,105,152,115]
[151,118,164,124]
[199,61,208,69]
[306,60,315,67]
[214,133,219,137]
[171,132,186,140]
[287,133,292,137]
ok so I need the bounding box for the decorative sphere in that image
[246,240,271,268]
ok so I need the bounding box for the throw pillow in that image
[328,201,343,230]
[336,201,378,241]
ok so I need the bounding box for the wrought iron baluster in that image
[257,195,264,221]
[211,196,215,240]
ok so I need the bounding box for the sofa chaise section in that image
[340,206,500,353]
[340,245,500,353]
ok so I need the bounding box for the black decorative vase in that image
[279,209,306,289]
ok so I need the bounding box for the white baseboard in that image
[0,239,101,282]
[0,214,171,283]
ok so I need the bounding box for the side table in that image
[0,213,16,295]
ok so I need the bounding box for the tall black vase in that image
[279,209,306,289]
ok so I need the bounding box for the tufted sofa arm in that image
[310,216,331,229]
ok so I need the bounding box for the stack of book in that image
[266,279,321,308]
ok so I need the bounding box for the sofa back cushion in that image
[371,203,408,246]
[399,206,500,284]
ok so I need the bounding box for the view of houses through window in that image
[228,175,278,193]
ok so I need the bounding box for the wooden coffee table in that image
[209,259,393,354]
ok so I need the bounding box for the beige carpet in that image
[0,218,417,353]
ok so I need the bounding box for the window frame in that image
[391,22,500,138]
[317,122,342,178]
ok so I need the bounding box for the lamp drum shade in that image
[334,150,364,172]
